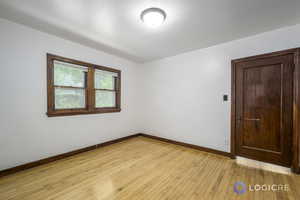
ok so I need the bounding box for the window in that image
[47,54,121,117]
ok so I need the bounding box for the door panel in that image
[235,54,294,167]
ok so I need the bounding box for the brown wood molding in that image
[231,48,299,64]
[231,60,237,159]
[46,53,121,117]
[0,133,235,178]
[231,48,300,174]
[293,48,300,174]
[4,132,295,178]
[139,133,233,158]
[0,134,140,178]
[293,167,300,174]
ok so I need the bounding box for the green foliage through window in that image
[47,54,121,116]
[95,91,116,108]
[94,70,117,90]
[55,88,85,109]
[54,62,87,87]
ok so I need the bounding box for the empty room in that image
[1,0,300,199]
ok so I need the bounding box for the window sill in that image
[46,108,121,117]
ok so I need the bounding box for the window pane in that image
[55,88,85,109]
[95,70,118,90]
[54,61,87,87]
[95,91,116,108]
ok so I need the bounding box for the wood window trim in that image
[231,48,300,174]
[47,54,121,117]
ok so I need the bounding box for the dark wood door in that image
[235,54,294,167]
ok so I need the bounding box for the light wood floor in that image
[0,136,299,200]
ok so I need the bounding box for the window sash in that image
[47,54,121,117]
[54,87,86,110]
[94,69,118,90]
[53,61,88,88]
[95,90,116,108]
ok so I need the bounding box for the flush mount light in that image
[141,7,166,28]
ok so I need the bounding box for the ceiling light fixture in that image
[141,7,166,28]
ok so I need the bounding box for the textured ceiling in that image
[0,0,300,62]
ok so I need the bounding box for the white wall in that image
[140,24,300,152]
[2,17,300,171]
[0,19,142,170]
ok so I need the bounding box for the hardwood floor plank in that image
[0,136,299,200]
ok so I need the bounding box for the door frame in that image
[231,48,300,173]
